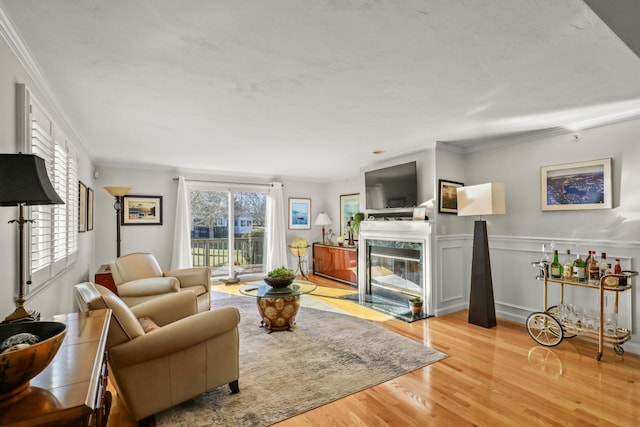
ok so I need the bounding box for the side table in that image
[95,264,118,295]
[240,281,317,333]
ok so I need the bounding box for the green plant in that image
[351,212,365,237]
[409,296,422,304]
[267,266,294,278]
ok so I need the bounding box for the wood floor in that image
[107,275,640,426]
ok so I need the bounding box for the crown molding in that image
[0,6,89,152]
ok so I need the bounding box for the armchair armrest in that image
[108,307,241,368]
[117,277,180,297]
[130,291,198,326]
[165,267,211,288]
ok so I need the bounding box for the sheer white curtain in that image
[170,176,193,270]
[266,182,288,270]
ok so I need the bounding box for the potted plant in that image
[408,296,423,315]
[264,266,296,288]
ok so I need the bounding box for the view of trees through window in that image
[190,188,267,278]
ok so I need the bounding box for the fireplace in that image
[357,221,432,320]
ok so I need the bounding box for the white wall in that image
[435,119,640,354]
[93,166,331,274]
[0,36,95,319]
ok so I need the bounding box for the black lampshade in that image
[0,153,64,206]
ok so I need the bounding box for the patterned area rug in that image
[155,295,447,427]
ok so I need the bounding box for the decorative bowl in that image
[0,321,67,400]
[263,275,296,288]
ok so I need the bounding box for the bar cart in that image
[526,262,636,361]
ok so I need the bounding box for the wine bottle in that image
[573,254,586,283]
[562,249,573,280]
[550,250,562,279]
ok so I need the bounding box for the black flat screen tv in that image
[365,161,418,210]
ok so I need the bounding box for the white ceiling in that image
[1,0,640,181]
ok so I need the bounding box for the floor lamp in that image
[0,153,64,323]
[456,183,506,328]
[103,186,131,257]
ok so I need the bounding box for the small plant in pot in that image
[264,266,296,288]
[408,296,423,315]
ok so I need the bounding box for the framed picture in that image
[87,187,94,231]
[413,207,427,221]
[541,158,612,211]
[438,179,464,214]
[78,181,87,232]
[122,195,163,225]
[340,193,360,237]
[288,197,311,229]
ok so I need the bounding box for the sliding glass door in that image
[189,184,267,279]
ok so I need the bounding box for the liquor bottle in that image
[573,254,586,283]
[588,251,599,285]
[599,252,608,278]
[550,250,562,279]
[614,258,626,286]
[562,249,573,280]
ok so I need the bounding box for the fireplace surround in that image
[357,220,432,320]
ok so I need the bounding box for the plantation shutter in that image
[17,84,79,291]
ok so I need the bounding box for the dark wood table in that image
[0,309,112,427]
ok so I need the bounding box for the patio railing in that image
[191,237,264,269]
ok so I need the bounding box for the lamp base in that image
[468,220,497,328]
[3,305,41,324]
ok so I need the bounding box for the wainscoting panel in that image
[435,234,640,355]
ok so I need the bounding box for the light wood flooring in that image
[107,275,640,426]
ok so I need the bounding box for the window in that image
[17,84,79,291]
[189,184,267,278]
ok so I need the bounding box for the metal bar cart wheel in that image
[526,312,564,347]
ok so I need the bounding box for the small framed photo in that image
[340,193,360,237]
[412,207,427,221]
[541,158,612,211]
[439,179,464,214]
[122,195,163,225]
[288,197,311,229]
[87,187,94,231]
[78,181,87,232]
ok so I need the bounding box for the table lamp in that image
[103,186,131,257]
[0,153,64,322]
[456,183,506,328]
[314,212,332,244]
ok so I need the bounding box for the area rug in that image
[155,295,447,427]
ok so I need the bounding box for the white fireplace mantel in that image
[357,220,433,315]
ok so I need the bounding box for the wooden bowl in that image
[263,275,296,288]
[0,321,67,400]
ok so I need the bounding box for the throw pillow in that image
[138,316,160,333]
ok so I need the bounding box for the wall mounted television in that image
[365,161,418,210]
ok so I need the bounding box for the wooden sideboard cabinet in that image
[95,264,118,295]
[0,309,112,427]
[313,243,357,286]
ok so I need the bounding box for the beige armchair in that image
[74,282,240,422]
[110,252,211,312]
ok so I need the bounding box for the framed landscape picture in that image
[340,193,359,237]
[122,195,163,225]
[438,179,463,214]
[541,158,612,211]
[289,197,311,229]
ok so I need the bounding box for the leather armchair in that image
[110,252,211,312]
[74,282,240,422]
